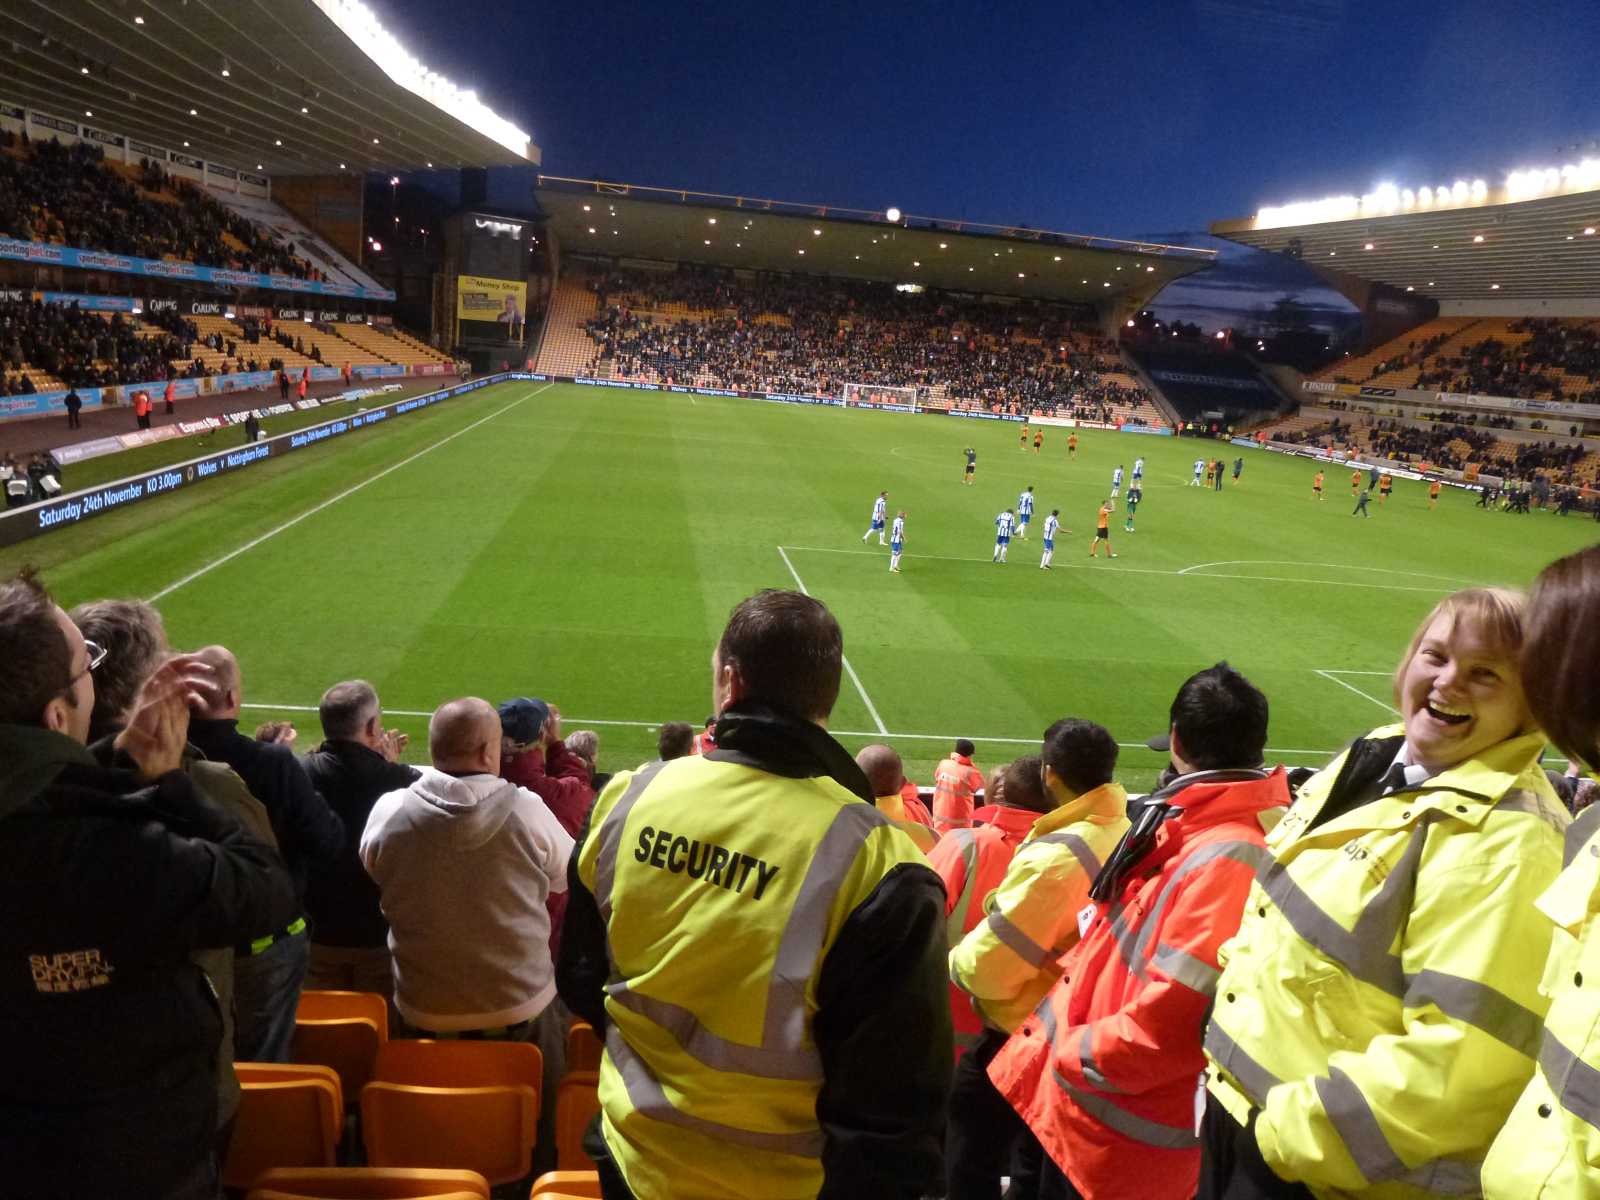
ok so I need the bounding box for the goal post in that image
[843,382,919,410]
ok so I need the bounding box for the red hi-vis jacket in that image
[990,768,1288,1200]
[933,753,985,834]
[926,805,1042,1054]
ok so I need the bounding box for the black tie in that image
[1378,762,1411,797]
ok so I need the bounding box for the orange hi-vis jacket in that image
[927,806,1042,1053]
[989,768,1289,1200]
[933,754,985,834]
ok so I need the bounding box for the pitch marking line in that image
[149,383,554,603]
[775,545,889,734]
[782,545,1466,594]
[237,703,1339,758]
[1179,560,1483,585]
[1314,669,1399,715]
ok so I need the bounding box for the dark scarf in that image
[706,702,875,804]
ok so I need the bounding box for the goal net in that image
[843,382,919,410]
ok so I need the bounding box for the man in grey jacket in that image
[360,696,574,1173]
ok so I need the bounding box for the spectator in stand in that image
[558,588,951,1200]
[947,718,1129,1200]
[498,697,596,961]
[184,645,343,1063]
[657,720,695,761]
[565,728,607,791]
[994,665,1289,1200]
[933,737,985,834]
[0,570,296,1199]
[301,681,418,1009]
[1203,592,1566,1198]
[857,742,939,852]
[361,696,573,1174]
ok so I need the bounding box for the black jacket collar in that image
[705,702,875,804]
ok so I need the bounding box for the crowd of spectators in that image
[5,556,1600,1199]
[0,132,315,279]
[582,266,1155,415]
[0,296,188,391]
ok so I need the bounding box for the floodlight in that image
[885,207,902,222]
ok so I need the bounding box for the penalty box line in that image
[236,706,1339,759]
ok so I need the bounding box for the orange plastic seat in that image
[297,990,391,1039]
[294,1017,383,1102]
[363,1041,547,1185]
[245,1165,488,1198]
[224,1063,343,1189]
[565,1023,602,1074]
[362,1083,537,1186]
[554,1072,600,1171]
[529,1172,602,1198]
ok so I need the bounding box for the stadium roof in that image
[537,178,1215,305]
[0,0,539,176]
[1212,172,1600,302]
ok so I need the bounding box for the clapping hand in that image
[114,655,218,780]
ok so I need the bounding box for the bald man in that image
[186,644,343,1063]
[858,743,939,853]
[360,696,575,1174]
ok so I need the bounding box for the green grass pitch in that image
[7,379,1596,792]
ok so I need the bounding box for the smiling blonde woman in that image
[1198,587,1570,1199]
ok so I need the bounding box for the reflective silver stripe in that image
[1032,831,1103,877]
[1541,1026,1600,1132]
[1078,1025,1124,1095]
[1053,1067,1198,1149]
[1403,969,1543,1058]
[1312,1067,1481,1193]
[1149,941,1221,996]
[604,1024,824,1157]
[766,803,890,1050]
[1105,840,1269,979]
[1258,819,1432,998]
[1492,787,1567,835]
[985,908,1050,967]
[945,828,981,948]
[593,760,668,924]
[1315,1065,1407,1185]
[1564,805,1600,869]
[1202,1021,1282,1106]
[606,983,821,1080]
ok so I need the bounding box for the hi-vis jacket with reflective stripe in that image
[928,805,1042,1052]
[933,754,985,834]
[572,737,950,1200]
[1205,726,1569,1199]
[949,783,1129,1035]
[1483,804,1600,1199]
[989,768,1287,1200]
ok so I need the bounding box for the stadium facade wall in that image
[1303,378,1600,421]
[1438,298,1600,319]
[0,102,270,198]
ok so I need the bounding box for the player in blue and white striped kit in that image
[861,491,888,545]
[1132,456,1144,483]
[993,508,1015,563]
[1110,464,1125,501]
[889,511,906,573]
[1017,486,1036,537]
[1039,509,1062,570]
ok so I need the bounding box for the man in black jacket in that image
[302,678,419,1010]
[0,571,297,1199]
[557,589,952,1200]
[187,645,343,1061]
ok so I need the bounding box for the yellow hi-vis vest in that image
[1482,804,1600,1199]
[576,753,929,1200]
[1205,726,1567,1198]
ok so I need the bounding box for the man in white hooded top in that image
[361,696,574,1172]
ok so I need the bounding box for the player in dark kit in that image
[964,446,977,485]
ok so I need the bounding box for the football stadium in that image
[3,3,1599,1198]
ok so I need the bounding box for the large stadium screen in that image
[456,274,526,341]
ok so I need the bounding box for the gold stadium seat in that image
[565,1022,602,1074]
[224,1063,343,1189]
[529,1171,602,1198]
[245,1165,489,1198]
[293,991,390,1101]
[554,1071,600,1170]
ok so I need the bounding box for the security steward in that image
[557,589,952,1200]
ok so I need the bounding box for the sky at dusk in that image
[380,0,1600,329]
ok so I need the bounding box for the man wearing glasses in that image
[0,569,298,1200]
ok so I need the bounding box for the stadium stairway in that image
[535,277,601,378]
